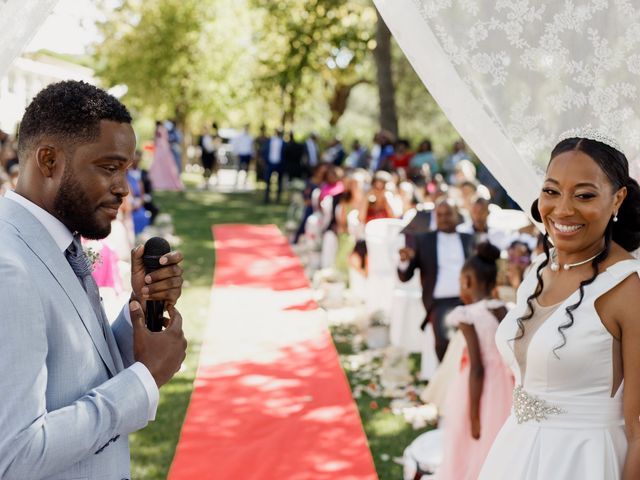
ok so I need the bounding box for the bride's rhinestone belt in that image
[513,386,566,424]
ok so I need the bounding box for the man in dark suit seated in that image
[398,199,474,360]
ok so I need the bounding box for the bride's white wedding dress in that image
[480,256,640,479]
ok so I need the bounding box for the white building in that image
[0,53,95,134]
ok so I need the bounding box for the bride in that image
[479,132,640,479]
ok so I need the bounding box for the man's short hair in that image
[435,196,459,213]
[17,80,132,159]
[473,196,490,208]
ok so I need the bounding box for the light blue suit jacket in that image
[0,198,150,479]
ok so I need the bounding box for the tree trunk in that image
[373,9,398,137]
[287,89,297,129]
[328,79,369,126]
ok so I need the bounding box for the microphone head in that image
[142,237,171,272]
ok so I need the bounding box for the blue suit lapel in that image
[0,199,118,377]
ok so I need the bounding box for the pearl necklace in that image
[550,249,604,272]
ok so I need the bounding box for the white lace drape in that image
[0,0,59,78]
[374,0,640,213]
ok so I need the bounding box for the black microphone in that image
[142,237,171,332]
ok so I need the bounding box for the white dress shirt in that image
[433,231,465,299]
[305,138,318,167]
[232,131,254,156]
[456,221,510,250]
[4,190,159,421]
[268,136,283,164]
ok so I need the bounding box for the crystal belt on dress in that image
[512,385,624,429]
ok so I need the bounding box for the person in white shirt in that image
[457,197,510,250]
[0,80,187,480]
[264,129,284,203]
[232,124,253,187]
[398,199,474,360]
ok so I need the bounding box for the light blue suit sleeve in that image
[0,259,149,479]
[112,307,135,367]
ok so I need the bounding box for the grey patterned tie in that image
[65,235,108,339]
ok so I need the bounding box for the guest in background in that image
[319,165,344,202]
[232,124,253,187]
[505,240,532,290]
[457,197,493,244]
[443,139,470,183]
[322,137,346,166]
[345,139,369,169]
[165,119,182,173]
[130,150,159,225]
[359,171,394,224]
[255,124,269,182]
[126,165,150,236]
[283,130,305,182]
[264,129,285,203]
[398,199,474,360]
[198,125,217,189]
[303,132,320,177]
[149,121,183,191]
[333,174,363,277]
[410,139,439,183]
[293,164,328,244]
[369,130,394,172]
[387,139,414,172]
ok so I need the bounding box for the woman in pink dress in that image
[436,242,514,480]
[149,121,183,191]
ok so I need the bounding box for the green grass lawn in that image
[331,324,431,479]
[129,177,429,479]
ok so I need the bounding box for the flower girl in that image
[436,242,513,480]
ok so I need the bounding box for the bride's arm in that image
[616,275,640,479]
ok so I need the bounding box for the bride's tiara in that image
[557,127,624,154]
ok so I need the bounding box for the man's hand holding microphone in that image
[129,238,187,388]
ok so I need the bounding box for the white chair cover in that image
[320,230,338,270]
[364,218,406,318]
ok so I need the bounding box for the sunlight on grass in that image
[368,411,412,437]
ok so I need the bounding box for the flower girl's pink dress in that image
[436,300,513,480]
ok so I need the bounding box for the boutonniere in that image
[83,241,104,271]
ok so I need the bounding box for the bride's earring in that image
[613,212,619,223]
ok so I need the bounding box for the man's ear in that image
[35,145,60,178]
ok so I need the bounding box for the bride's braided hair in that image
[516,137,640,356]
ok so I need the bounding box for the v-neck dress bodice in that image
[479,255,640,480]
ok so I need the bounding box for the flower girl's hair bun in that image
[476,242,501,264]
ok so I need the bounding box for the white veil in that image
[0,0,59,78]
[374,0,640,213]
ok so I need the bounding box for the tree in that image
[250,0,376,129]
[95,0,253,136]
[373,9,398,137]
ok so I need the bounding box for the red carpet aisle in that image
[169,225,377,480]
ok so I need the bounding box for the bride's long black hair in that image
[516,137,640,356]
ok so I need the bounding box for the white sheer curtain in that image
[374,0,640,213]
[0,0,59,78]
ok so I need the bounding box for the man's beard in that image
[53,165,112,240]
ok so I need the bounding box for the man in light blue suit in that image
[0,81,187,480]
